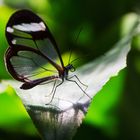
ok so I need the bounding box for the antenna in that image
[68,49,72,64]
[68,26,83,64]
[70,54,90,64]
[75,26,83,44]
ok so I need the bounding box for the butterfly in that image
[5,9,89,102]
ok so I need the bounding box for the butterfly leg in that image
[46,80,64,105]
[45,80,57,97]
[66,77,91,99]
[68,75,88,91]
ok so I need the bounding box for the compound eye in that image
[70,66,76,72]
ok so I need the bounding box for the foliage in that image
[0,0,140,140]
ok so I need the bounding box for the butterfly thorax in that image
[60,64,75,80]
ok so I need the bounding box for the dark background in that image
[0,0,140,140]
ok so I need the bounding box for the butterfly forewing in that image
[5,10,64,86]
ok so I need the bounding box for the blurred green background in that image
[0,0,140,140]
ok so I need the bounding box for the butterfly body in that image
[20,63,75,90]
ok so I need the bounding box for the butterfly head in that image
[66,64,76,72]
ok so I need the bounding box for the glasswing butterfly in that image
[5,10,89,103]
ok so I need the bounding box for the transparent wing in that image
[5,47,58,82]
[5,10,64,84]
